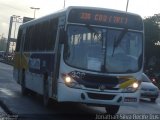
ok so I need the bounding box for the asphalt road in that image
[0,62,160,120]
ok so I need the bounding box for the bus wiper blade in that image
[85,24,95,32]
[112,28,128,56]
[85,24,99,38]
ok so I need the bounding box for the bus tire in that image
[21,70,29,96]
[105,105,120,115]
[43,74,49,107]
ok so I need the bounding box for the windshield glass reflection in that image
[64,25,143,73]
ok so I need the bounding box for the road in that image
[0,62,160,120]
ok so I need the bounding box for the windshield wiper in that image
[112,28,128,56]
[85,24,102,40]
[85,24,96,33]
[85,24,107,72]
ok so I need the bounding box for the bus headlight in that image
[62,74,81,89]
[132,82,139,88]
[65,76,72,83]
[122,82,140,93]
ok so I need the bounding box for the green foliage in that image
[144,14,160,71]
[144,16,159,44]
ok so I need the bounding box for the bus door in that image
[52,16,65,98]
[17,28,26,84]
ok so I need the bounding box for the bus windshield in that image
[64,25,143,73]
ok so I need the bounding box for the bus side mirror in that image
[59,29,67,44]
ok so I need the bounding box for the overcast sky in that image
[0,0,160,38]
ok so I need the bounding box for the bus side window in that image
[23,18,58,52]
[48,18,58,50]
[24,27,31,52]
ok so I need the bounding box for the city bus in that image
[13,6,144,114]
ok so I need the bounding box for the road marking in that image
[0,88,14,96]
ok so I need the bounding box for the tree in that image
[144,14,160,71]
[0,38,7,51]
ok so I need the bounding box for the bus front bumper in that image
[57,83,140,106]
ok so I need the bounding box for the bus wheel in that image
[105,105,120,115]
[21,70,28,95]
[43,74,49,107]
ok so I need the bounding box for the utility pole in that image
[126,0,129,12]
[30,7,40,18]
[63,0,66,8]
[6,16,13,57]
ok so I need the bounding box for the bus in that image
[13,6,144,114]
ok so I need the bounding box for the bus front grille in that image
[87,92,115,100]
[79,73,119,90]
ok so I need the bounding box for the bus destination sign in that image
[68,8,143,31]
[80,12,128,25]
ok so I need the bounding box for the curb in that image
[0,99,14,115]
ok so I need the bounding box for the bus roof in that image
[19,6,143,30]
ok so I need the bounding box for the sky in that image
[0,0,160,38]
